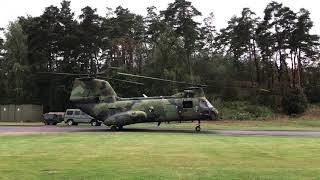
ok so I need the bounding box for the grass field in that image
[0,132,320,179]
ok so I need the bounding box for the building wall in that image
[0,104,43,122]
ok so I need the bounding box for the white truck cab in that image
[64,109,101,126]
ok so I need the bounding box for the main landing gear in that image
[195,120,201,132]
[110,125,123,131]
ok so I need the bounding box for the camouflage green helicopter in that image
[42,71,219,131]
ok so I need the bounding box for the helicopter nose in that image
[210,108,219,120]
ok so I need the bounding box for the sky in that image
[0,0,320,37]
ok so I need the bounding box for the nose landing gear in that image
[195,120,201,132]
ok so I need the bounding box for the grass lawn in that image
[0,132,320,179]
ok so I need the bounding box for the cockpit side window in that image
[199,100,207,108]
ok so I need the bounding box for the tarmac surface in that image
[1,125,320,136]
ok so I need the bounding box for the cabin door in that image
[181,98,198,120]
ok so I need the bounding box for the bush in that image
[245,105,274,117]
[212,98,275,120]
[282,87,308,115]
[221,87,240,101]
[305,85,320,103]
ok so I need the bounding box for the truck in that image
[64,109,102,126]
[43,112,64,125]
[43,109,102,126]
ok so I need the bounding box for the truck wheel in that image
[67,119,74,126]
[90,120,98,126]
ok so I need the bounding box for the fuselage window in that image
[183,101,193,108]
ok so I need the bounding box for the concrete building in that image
[0,104,43,122]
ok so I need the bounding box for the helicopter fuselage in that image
[74,95,219,127]
[69,78,219,128]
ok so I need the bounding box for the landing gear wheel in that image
[96,122,102,126]
[195,125,201,132]
[110,125,118,131]
[118,126,123,130]
[91,120,97,126]
[67,120,74,126]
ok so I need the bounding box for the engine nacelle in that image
[104,111,147,127]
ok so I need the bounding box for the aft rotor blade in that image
[97,76,144,86]
[117,72,205,86]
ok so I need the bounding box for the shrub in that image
[221,87,240,101]
[245,105,274,117]
[282,87,308,115]
[305,85,320,103]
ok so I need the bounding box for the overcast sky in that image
[1,0,319,36]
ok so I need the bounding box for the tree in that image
[283,87,308,114]
[101,6,146,73]
[17,1,81,110]
[0,0,319,113]
[263,2,296,85]
[79,6,102,74]
[0,28,7,100]
[56,0,81,73]
[215,8,260,84]
[145,6,163,45]
[0,28,4,58]
[145,28,186,95]
[4,21,31,103]
[161,0,202,82]
[291,8,319,87]
[200,12,216,52]
[256,14,274,88]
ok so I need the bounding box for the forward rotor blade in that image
[204,81,272,93]
[117,72,205,87]
[38,72,90,76]
[96,67,123,75]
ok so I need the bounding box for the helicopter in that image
[41,70,219,132]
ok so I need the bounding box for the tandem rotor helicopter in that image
[40,69,219,132]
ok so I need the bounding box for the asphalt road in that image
[1,125,320,136]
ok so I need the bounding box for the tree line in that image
[0,0,319,113]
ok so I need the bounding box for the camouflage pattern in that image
[70,78,219,128]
